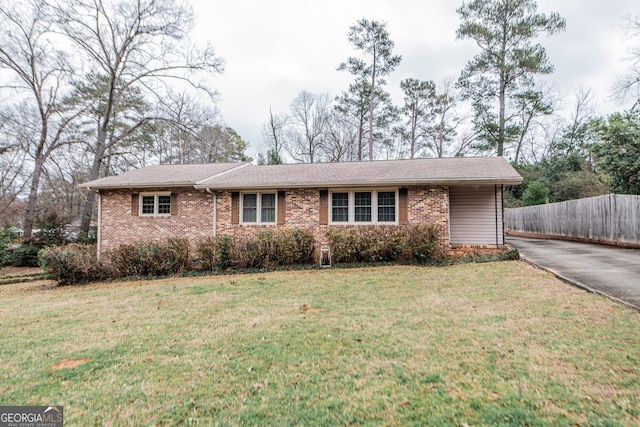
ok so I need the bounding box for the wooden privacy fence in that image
[504,194,640,246]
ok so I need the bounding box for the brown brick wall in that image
[215,188,327,245]
[99,188,214,253]
[406,185,450,247]
[215,186,450,248]
[99,186,451,254]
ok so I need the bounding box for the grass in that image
[0,266,47,285]
[0,261,638,426]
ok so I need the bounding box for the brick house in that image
[80,157,522,257]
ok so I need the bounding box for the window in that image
[139,193,172,216]
[354,192,372,222]
[329,190,397,224]
[377,191,396,222]
[242,193,276,224]
[261,193,276,223]
[157,195,171,214]
[332,192,349,222]
[242,194,257,222]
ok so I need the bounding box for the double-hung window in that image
[331,192,349,222]
[330,190,397,224]
[242,193,276,224]
[140,193,171,216]
[377,191,396,222]
[354,192,372,222]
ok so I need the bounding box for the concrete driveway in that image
[506,236,640,310]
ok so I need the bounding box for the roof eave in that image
[195,177,523,191]
[79,183,199,191]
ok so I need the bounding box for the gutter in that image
[79,183,199,191]
[195,178,523,191]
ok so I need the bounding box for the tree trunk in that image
[514,114,533,164]
[410,105,417,159]
[498,74,506,157]
[79,128,107,235]
[368,53,377,161]
[357,118,365,161]
[22,156,44,241]
[78,154,102,235]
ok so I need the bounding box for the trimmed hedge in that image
[41,225,450,285]
[195,229,316,270]
[105,238,191,277]
[325,224,446,264]
[41,238,192,285]
[43,230,317,284]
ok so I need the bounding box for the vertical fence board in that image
[505,194,640,245]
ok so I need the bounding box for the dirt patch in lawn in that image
[300,303,321,313]
[51,358,91,370]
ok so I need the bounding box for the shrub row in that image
[41,229,316,285]
[195,229,315,270]
[41,225,447,285]
[325,224,446,264]
[41,238,194,285]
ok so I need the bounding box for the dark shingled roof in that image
[80,157,522,190]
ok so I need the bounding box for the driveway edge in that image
[519,257,640,311]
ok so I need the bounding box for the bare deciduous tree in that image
[0,126,28,223]
[52,0,224,235]
[260,107,287,164]
[284,91,331,163]
[324,111,359,162]
[0,0,77,239]
[615,14,640,104]
[424,78,469,158]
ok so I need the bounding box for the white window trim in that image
[329,189,398,225]
[240,191,277,225]
[139,192,172,217]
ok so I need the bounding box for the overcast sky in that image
[190,0,640,159]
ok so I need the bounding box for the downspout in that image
[495,185,499,245]
[96,190,102,260]
[206,188,216,236]
[446,187,451,246]
[501,184,505,245]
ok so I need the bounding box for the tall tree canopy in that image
[396,78,436,159]
[338,18,401,161]
[456,0,565,157]
[591,110,640,195]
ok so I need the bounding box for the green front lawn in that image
[1,262,638,426]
